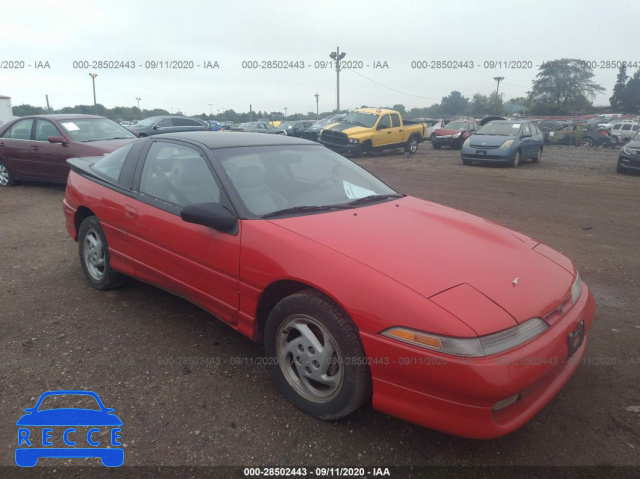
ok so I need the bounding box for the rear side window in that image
[391,114,401,127]
[92,142,135,182]
[621,124,632,131]
[2,119,34,139]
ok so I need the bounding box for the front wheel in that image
[432,142,441,150]
[264,290,371,420]
[580,137,594,147]
[78,216,127,290]
[511,150,521,167]
[0,159,18,186]
[404,137,419,154]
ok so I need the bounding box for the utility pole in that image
[329,47,346,111]
[209,103,213,115]
[494,76,504,96]
[88,73,98,114]
[135,97,141,109]
[314,93,319,117]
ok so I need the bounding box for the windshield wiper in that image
[262,204,354,219]
[346,194,404,206]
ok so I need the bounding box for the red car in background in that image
[0,114,136,186]
[63,132,595,438]
[432,119,481,149]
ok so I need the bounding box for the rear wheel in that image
[532,147,542,163]
[78,216,127,290]
[0,159,18,186]
[432,142,441,150]
[580,137,594,147]
[264,290,371,420]
[462,159,471,166]
[404,136,419,154]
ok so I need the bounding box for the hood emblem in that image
[512,277,519,285]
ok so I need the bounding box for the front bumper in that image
[433,136,463,148]
[360,283,596,438]
[318,139,360,154]
[461,146,515,163]
[618,153,640,172]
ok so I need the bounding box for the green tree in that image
[623,70,640,114]
[528,58,604,115]
[471,94,489,117]
[504,97,531,116]
[440,91,469,116]
[391,104,406,116]
[13,104,47,116]
[609,64,628,111]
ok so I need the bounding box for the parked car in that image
[461,120,544,167]
[127,116,207,137]
[432,119,480,149]
[426,119,446,141]
[278,120,314,137]
[205,120,223,131]
[617,131,640,174]
[300,114,346,141]
[0,114,136,186]
[229,122,285,134]
[120,120,133,127]
[319,108,426,156]
[63,132,595,439]
[546,123,616,147]
[609,121,640,144]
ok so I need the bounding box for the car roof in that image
[13,114,106,120]
[153,131,318,149]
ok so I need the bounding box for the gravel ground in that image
[0,144,639,477]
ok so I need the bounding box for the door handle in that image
[31,145,39,150]
[0,142,4,147]
[125,205,138,219]
[387,131,391,134]
[399,129,403,132]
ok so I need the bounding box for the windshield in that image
[59,118,136,141]
[341,111,379,128]
[217,145,397,217]
[476,122,522,135]
[443,121,469,131]
[135,117,163,127]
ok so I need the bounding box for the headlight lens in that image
[499,140,515,149]
[462,138,470,148]
[348,138,359,144]
[382,318,549,357]
[622,146,635,155]
[453,132,461,138]
[571,271,582,304]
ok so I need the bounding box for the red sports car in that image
[62,132,595,438]
[0,114,136,186]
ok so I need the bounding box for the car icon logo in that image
[15,390,123,467]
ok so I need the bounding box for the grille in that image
[320,129,348,145]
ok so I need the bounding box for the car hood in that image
[624,139,640,149]
[16,409,123,426]
[469,135,516,147]
[269,196,574,323]
[435,128,463,136]
[323,123,369,135]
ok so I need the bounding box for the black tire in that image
[78,216,127,290]
[432,142,441,150]
[404,136,419,154]
[532,147,542,163]
[580,137,594,147]
[264,290,371,420]
[0,158,18,186]
[511,150,521,167]
[462,159,471,166]
[429,132,436,141]
[617,163,624,174]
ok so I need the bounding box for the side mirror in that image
[48,136,68,145]
[180,202,237,233]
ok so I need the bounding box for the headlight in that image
[622,146,635,155]
[452,132,461,138]
[571,271,582,304]
[382,318,549,357]
[499,140,515,149]
[348,138,359,144]
[462,138,470,148]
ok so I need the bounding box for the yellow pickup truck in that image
[318,108,426,157]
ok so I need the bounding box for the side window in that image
[92,142,135,182]
[612,124,622,130]
[2,119,34,139]
[378,115,390,129]
[35,120,63,141]
[155,119,172,128]
[621,124,632,131]
[139,142,220,208]
[632,125,639,132]
[390,114,401,128]
[522,124,531,136]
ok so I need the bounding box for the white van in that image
[610,121,640,143]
